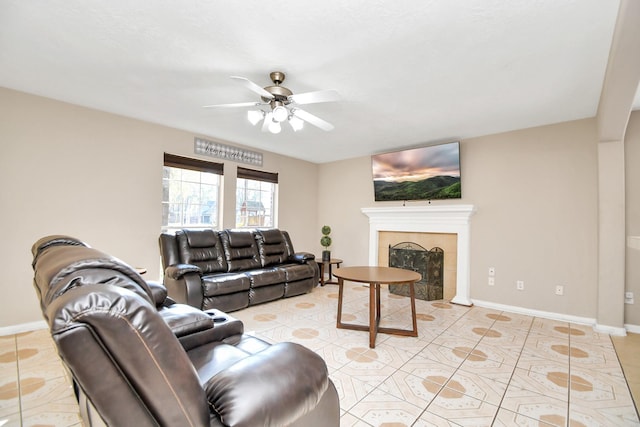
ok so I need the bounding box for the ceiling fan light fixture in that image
[289,115,304,131]
[272,105,288,122]
[247,110,264,126]
[268,120,282,134]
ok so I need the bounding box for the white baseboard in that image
[625,323,640,334]
[0,320,47,336]
[472,299,597,326]
[473,299,633,336]
[594,323,627,336]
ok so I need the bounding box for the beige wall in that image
[625,111,640,326]
[1,86,634,330]
[0,87,318,328]
[318,119,601,319]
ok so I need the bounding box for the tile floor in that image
[1,284,639,426]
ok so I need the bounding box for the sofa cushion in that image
[176,230,228,274]
[255,229,289,267]
[201,273,251,297]
[279,263,316,282]
[246,268,286,288]
[220,230,261,272]
[205,342,329,427]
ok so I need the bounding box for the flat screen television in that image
[371,141,461,201]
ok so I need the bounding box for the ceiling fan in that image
[203,71,340,134]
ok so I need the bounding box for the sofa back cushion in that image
[220,230,261,272]
[281,230,297,258]
[176,230,228,274]
[254,229,288,267]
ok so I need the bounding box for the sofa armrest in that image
[165,263,202,280]
[146,280,168,307]
[158,304,213,337]
[290,252,315,263]
[163,264,204,310]
[205,342,329,427]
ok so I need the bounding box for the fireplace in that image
[361,205,476,306]
[388,242,443,300]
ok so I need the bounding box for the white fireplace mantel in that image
[361,205,476,306]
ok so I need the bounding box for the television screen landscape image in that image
[372,141,461,201]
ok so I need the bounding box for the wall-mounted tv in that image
[371,141,461,201]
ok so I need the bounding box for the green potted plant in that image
[320,225,332,262]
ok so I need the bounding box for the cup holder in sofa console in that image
[211,315,227,323]
[202,309,245,341]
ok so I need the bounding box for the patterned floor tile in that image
[329,370,372,411]
[458,353,517,386]
[444,368,508,406]
[20,400,83,427]
[401,343,466,373]
[569,399,640,426]
[413,410,460,426]
[4,284,639,426]
[339,411,371,427]
[0,379,20,410]
[338,354,397,392]
[0,410,22,426]
[493,407,558,426]
[483,312,535,332]
[508,366,570,404]
[426,386,500,426]
[377,369,442,408]
[19,375,75,411]
[348,388,424,427]
[500,382,569,424]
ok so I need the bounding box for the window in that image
[162,153,223,232]
[236,167,278,228]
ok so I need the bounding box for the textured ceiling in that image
[1,0,635,164]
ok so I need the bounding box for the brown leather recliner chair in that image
[31,236,339,427]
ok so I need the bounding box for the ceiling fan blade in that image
[288,89,340,105]
[202,102,263,108]
[261,112,273,132]
[230,76,274,100]
[292,108,334,131]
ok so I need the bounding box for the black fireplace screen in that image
[388,242,443,301]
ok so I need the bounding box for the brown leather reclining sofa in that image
[159,228,319,312]
[31,235,339,427]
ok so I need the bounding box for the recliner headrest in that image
[256,229,284,244]
[31,235,89,268]
[223,230,255,247]
[32,240,153,314]
[181,229,220,248]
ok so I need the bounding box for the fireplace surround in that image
[361,205,476,306]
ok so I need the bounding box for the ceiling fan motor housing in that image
[261,71,293,103]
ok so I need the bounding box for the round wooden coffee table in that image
[333,266,421,348]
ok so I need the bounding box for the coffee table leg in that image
[410,282,417,335]
[369,281,376,348]
[376,283,381,320]
[336,277,344,327]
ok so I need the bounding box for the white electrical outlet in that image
[516,280,524,291]
[555,285,564,296]
[625,291,634,304]
[488,267,496,276]
[488,277,495,286]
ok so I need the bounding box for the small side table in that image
[317,258,343,286]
